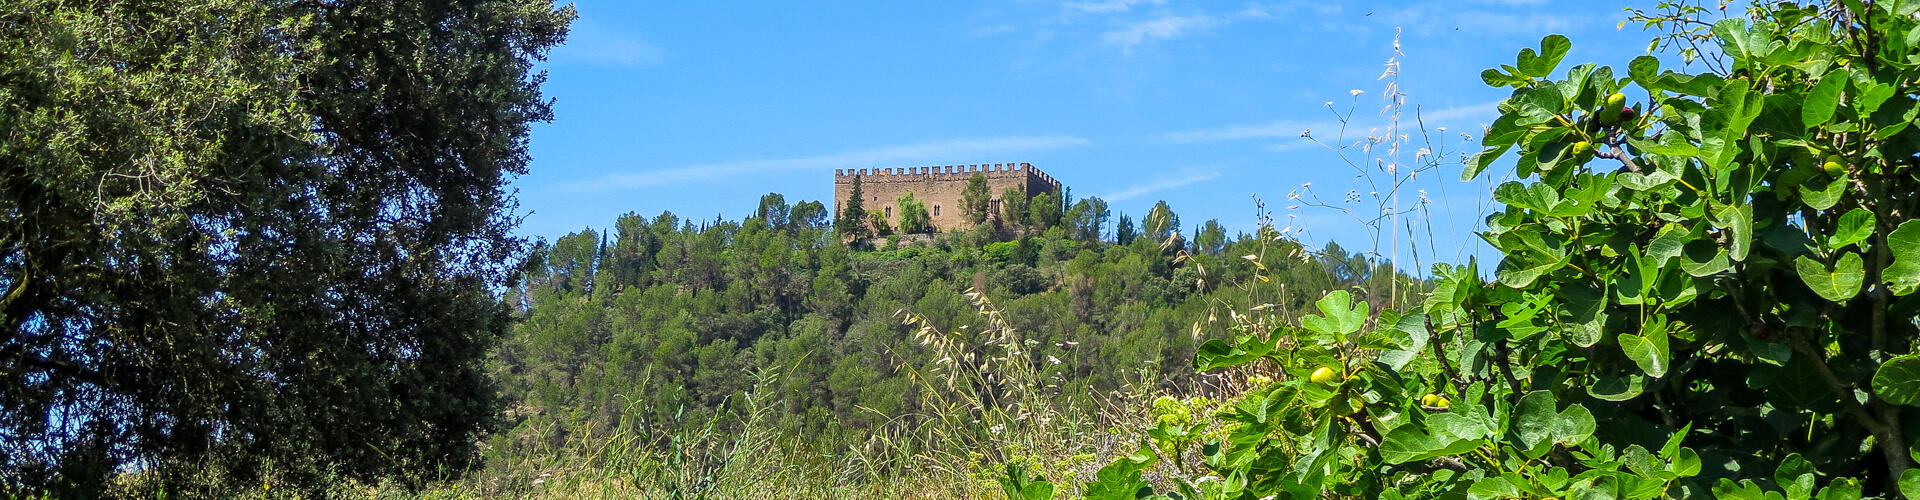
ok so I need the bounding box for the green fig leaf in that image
[1886,220,1920,295]
[1301,290,1366,336]
[1715,203,1755,261]
[1519,34,1572,78]
[1512,391,1598,458]
[1829,208,1876,249]
[1803,69,1848,127]
[1590,373,1648,402]
[1801,174,1848,210]
[1195,335,1270,372]
[1620,317,1671,378]
[1796,253,1865,302]
[1873,355,1920,406]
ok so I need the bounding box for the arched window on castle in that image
[885,207,893,218]
[933,205,941,216]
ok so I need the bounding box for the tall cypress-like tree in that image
[0,0,572,494]
[839,175,872,241]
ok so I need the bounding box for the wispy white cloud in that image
[1416,100,1502,127]
[973,24,1018,37]
[1102,14,1221,49]
[1375,3,1574,37]
[1097,5,1288,51]
[1105,169,1221,201]
[1163,119,1325,143]
[551,22,664,68]
[564,136,1092,192]
[1063,0,1164,14]
[1263,140,1320,153]
[1170,99,1500,146]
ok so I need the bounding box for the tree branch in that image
[1425,316,1469,395]
[1789,336,1913,478]
[1598,143,1643,174]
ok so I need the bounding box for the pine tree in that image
[838,176,872,241]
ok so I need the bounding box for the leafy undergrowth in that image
[235,2,1920,499]
[1048,2,1920,499]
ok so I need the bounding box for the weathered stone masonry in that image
[834,162,1063,233]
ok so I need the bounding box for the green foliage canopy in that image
[0,0,572,494]
[1029,191,1063,231]
[896,192,932,234]
[1143,200,1179,243]
[1001,186,1030,232]
[1067,196,1111,242]
[1075,2,1920,498]
[489,198,1408,484]
[961,173,992,226]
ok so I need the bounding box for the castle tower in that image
[832,162,1063,234]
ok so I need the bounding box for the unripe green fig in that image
[1435,396,1451,408]
[1824,156,1845,176]
[1569,141,1593,157]
[1599,93,1627,124]
[1310,366,1337,385]
[1420,393,1438,406]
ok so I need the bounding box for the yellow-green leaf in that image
[1802,69,1847,127]
[1873,355,1920,406]
[1887,220,1920,295]
[1828,208,1875,249]
[1796,252,1865,302]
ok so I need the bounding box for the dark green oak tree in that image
[0,0,571,494]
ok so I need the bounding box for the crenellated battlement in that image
[833,162,1066,235]
[833,162,1061,192]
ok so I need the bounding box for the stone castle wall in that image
[834,162,1062,233]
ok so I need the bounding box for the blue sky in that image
[516,0,1690,269]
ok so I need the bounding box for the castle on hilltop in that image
[834,162,1063,233]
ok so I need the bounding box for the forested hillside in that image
[25,0,1919,497]
[487,194,1415,460]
